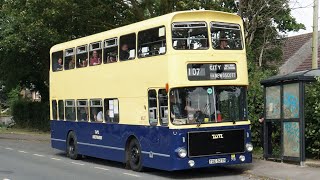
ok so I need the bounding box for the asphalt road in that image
[0,138,258,180]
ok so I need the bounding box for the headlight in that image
[176,148,187,158]
[245,142,253,152]
[239,155,246,162]
[188,160,195,167]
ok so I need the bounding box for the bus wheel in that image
[128,139,143,172]
[67,131,81,160]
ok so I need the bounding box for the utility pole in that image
[312,0,319,69]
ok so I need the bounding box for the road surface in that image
[0,137,258,180]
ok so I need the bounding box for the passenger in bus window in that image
[107,50,117,63]
[92,108,103,122]
[108,56,117,63]
[79,107,88,121]
[90,50,101,66]
[217,37,229,50]
[96,110,103,122]
[120,44,129,60]
[56,58,63,71]
[79,59,88,67]
[69,56,75,69]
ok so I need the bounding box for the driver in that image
[169,92,199,122]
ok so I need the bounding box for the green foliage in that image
[11,99,49,131]
[7,86,21,110]
[247,47,276,146]
[305,78,320,159]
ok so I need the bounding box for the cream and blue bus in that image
[50,10,253,171]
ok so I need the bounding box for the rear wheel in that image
[66,131,81,160]
[127,139,143,172]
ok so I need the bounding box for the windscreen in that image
[170,86,247,125]
[172,22,209,50]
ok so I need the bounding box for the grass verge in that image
[0,126,49,135]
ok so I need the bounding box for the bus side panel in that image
[72,122,125,163]
[51,120,175,169]
[50,120,68,151]
[137,126,173,171]
[75,123,174,168]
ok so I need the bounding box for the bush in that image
[11,99,50,131]
[247,59,276,147]
[305,78,320,159]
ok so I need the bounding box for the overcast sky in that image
[289,0,316,36]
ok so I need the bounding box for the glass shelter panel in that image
[283,122,300,157]
[265,86,281,119]
[283,83,299,119]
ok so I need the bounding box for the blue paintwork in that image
[51,120,252,171]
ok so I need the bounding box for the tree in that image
[0,0,132,102]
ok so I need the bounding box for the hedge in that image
[11,100,50,131]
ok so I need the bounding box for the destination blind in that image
[187,63,237,81]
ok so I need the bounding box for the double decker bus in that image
[50,10,253,171]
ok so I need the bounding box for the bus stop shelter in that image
[260,69,320,165]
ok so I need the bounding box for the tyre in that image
[127,138,143,172]
[66,131,81,160]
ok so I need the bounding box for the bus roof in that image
[50,10,242,53]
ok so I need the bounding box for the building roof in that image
[279,32,320,75]
[282,33,312,62]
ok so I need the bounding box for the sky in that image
[289,0,316,36]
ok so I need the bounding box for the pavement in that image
[0,132,320,180]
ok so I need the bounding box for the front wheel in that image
[66,131,81,160]
[128,139,143,172]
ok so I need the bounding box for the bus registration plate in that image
[209,158,226,164]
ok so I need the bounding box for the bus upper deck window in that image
[89,42,102,66]
[64,48,75,70]
[120,33,136,61]
[52,51,63,72]
[172,22,208,50]
[211,22,243,50]
[104,38,118,64]
[138,26,166,58]
[76,45,88,68]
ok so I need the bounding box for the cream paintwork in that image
[50,10,249,129]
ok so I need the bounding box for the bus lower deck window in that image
[90,99,103,122]
[77,100,88,121]
[104,99,119,123]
